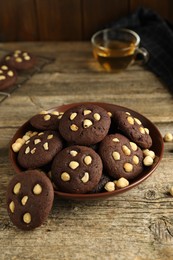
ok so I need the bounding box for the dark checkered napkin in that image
[105,7,173,91]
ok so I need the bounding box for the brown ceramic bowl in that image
[9,102,164,200]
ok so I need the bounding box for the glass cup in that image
[91,28,149,72]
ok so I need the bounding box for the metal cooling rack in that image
[0,49,55,104]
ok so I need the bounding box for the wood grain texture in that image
[82,0,129,39]
[130,0,173,22]
[0,42,173,260]
[35,0,82,40]
[0,0,173,41]
[0,0,38,41]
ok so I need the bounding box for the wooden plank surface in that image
[82,0,129,39]
[0,42,173,260]
[35,0,82,40]
[130,0,173,22]
[0,0,173,41]
[0,0,38,41]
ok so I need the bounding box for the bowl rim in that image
[9,102,164,200]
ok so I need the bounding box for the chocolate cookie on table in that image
[113,110,152,149]
[6,170,54,230]
[3,50,36,70]
[0,64,17,90]
[30,110,63,131]
[59,104,111,146]
[99,133,144,180]
[18,130,63,169]
[51,145,103,193]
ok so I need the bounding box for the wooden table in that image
[0,42,173,260]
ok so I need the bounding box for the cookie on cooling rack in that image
[3,50,36,70]
[0,64,17,90]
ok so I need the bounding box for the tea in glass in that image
[91,28,141,72]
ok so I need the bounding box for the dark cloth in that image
[105,7,173,91]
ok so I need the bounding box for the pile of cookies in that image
[8,103,156,230]
[0,50,36,91]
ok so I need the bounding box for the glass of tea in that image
[91,28,149,72]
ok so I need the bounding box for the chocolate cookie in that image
[99,133,144,180]
[113,110,152,149]
[30,110,63,131]
[0,64,17,90]
[18,131,63,169]
[51,145,103,193]
[6,170,54,230]
[3,50,36,70]
[59,104,111,145]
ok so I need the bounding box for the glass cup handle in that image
[135,47,149,65]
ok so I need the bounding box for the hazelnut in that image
[9,201,15,213]
[7,70,14,77]
[93,113,101,121]
[70,112,77,120]
[134,118,142,125]
[43,142,49,150]
[143,149,155,159]
[112,138,120,142]
[23,213,31,224]
[61,172,70,181]
[83,119,93,128]
[163,133,173,142]
[34,139,41,145]
[13,182,21,194]
[21,196,28,206]
[133,155,139,165]
[122,145,131,156]
[70,150,78,157]
[83,110,92,115]
[130,142,137,151]
[81,172,89,183]
[69,161,79,170]
[33,184,42,195]
[84,155,92,165]
[70,124,78,131]
[112,151,120,161]
[127,116,134,125]
[104,182,115,192]
[123,163,133,172]
[12,142,23,152]
[143,156,153,166]
[44,114,51,121]
[47,134,53,140]
[116,177,129,188]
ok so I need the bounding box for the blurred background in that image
[0,0,173,42]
